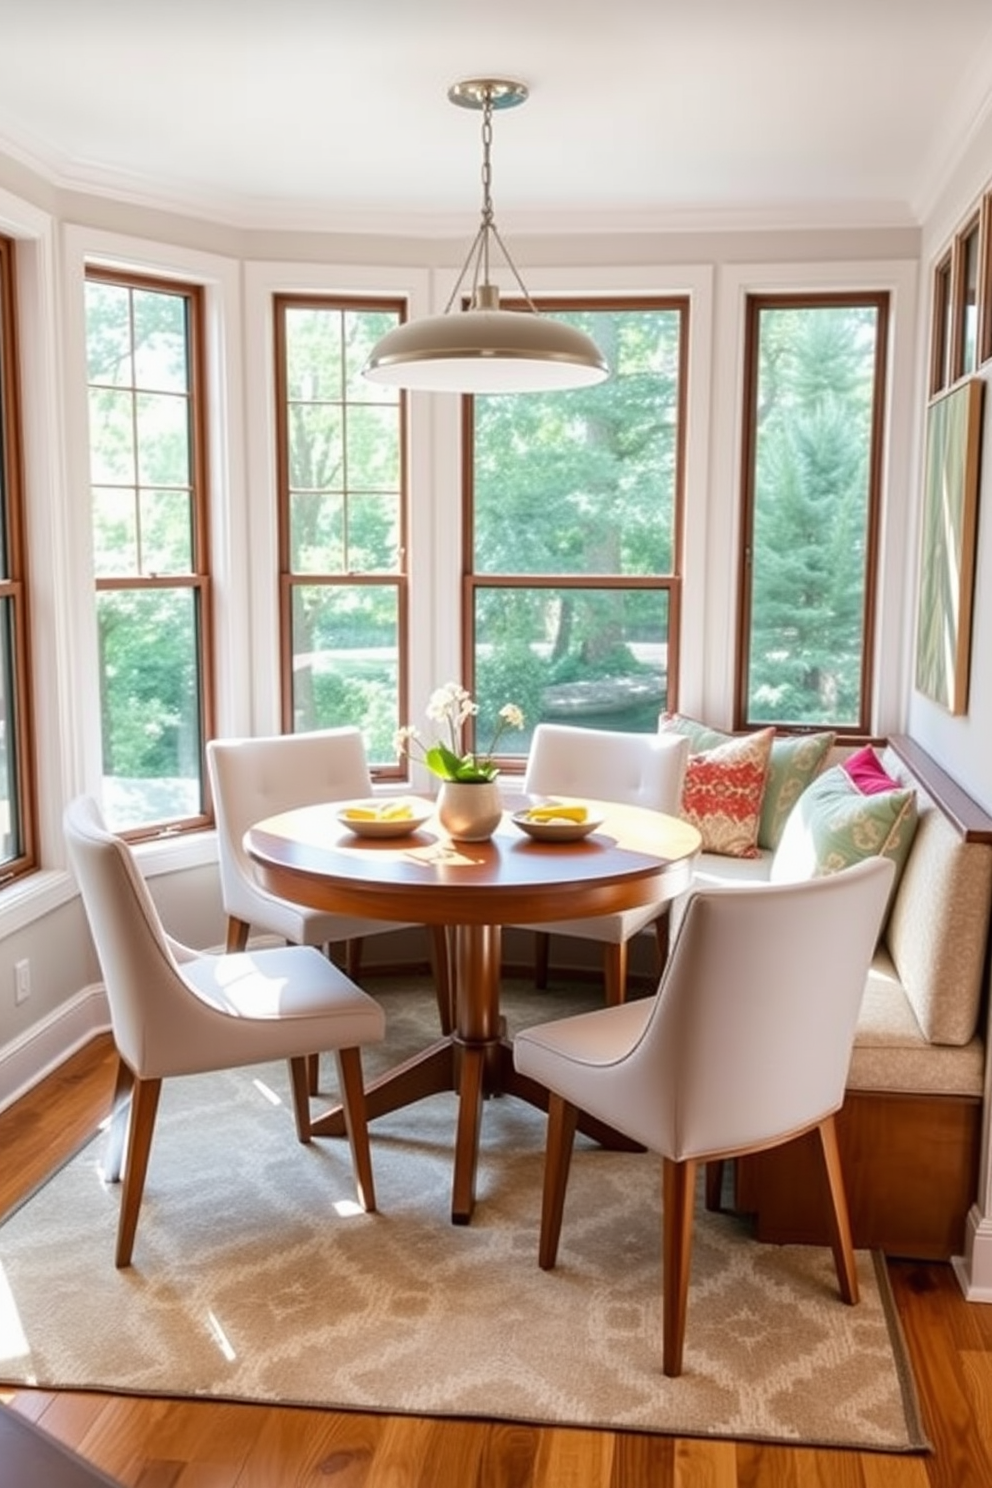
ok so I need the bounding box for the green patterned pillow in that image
[759,731,836,850]
[658,714,834,851]
[770,757,918,918]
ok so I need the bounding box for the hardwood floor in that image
[2,1035,991,1487]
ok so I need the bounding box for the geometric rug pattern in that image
[0,980,929,1452]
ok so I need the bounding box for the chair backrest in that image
[207,727,373,913]
[63,795,197,1076]
[590,856,895,1160]
[523,723,688,813]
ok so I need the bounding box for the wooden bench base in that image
[733,1089,983,1261]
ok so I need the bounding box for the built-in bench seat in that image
[669,732,992,1260]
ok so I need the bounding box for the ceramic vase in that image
[436,779,503,842]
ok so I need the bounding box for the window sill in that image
[0,829,218,939]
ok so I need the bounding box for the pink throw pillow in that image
[841,745,900,797]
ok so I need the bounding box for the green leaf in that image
[424,743,464,780]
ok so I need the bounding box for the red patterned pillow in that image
[680,728,775,858]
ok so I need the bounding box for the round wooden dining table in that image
[246,798,701,1223]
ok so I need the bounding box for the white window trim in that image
[61,225,245,836]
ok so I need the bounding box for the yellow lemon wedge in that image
[380,802,414,820]
[344,802,415,822]
[526,804,588,823]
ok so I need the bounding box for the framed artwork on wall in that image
[914,377,985,715]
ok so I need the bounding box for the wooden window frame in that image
[461,296,688,770]
[735,290,889,738]
[273,294,409,779]
[85,267,215,840]
[951,211,982,383]
[931,251,954,396]
[979,192,992,368]
[0,234,37,884]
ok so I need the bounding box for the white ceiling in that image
[2,0,992,234]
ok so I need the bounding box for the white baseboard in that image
[0,983,111,1115]
[952,1205,992,1303]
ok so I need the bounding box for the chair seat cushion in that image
[524,903,666,946]
[169,947,386,1075]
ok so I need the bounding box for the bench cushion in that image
[880,748,992,1047]
[849,949,985,1095]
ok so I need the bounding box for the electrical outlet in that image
[14,958,30,1005]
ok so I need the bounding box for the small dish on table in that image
[511,803,605,842]
[337,799,433,839]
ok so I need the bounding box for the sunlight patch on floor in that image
[0,1263,30,1367]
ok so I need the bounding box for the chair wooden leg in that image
[102,1055,134,1183]
[704,1159,725,1212]
[307,1053,321,1095]
[603,942,628,1006]
[116,1075,162,1269]
[226,916,250,952]
[430,925,454,1035]
[538,1093,579,1270]
[288,1057,312,1144]
[816,1115,859,1305]
[345,938,363,980]
[662,1156,697,1377]
[334,1046,376,1214]
[534,931,551,990]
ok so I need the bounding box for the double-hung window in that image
[737,292,888,734]
[274,296,407,773]
[0,234,36,882]
[465,299,687,763]
[84,269,213,835]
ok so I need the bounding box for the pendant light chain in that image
[362,77,609,391]
[480,90,494,289]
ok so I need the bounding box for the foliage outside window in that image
[466,301,686,763]
[274,296,406,771]
[958,216,980,379]
[84,270,213,835]
[737,293,888,733]
[0,234,36,882]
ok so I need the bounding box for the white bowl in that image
[337,800,433,839]
[510,807,605,843]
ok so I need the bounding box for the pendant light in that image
[362,78,609,394]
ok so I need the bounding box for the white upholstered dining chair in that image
[510,723,690,1004]
[207,728,453,1035]
[64,795,386,1268]
[514,855,895,1376]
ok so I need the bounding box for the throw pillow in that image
[679,727,774,858]
[842,743,902,795]
[759,730,836,849]
[659,713,834,851]
[770,748,918,915]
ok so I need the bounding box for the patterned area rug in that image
[0,979,927,1452]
